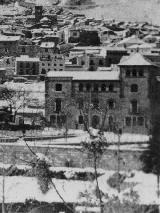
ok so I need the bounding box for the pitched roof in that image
[119,53,153,66]
[47,71,120,81]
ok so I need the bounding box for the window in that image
[99,59,103,66]
[86,83,91,92]
[126,70,131,77]
[20,63,23,67]
[78,99,83,109]
[109,84,114,92]
[79,83,83,92]
[56,84,62,91]
[22,47,25,53]
[60,64,63,66]
[81,61,85,66]
[133,116,137,126]
[90,60,94,65]
[45,48,48,52]
[90,66,94,71]
[54,64,57,66]
[131,100,138,113]
[26,63,30,68]
[48,63,50,66]
[108,100,115,109]
[50,115,56,125]
[132,69,137,77]
[131,84,138,92]
[41,69,46,74]
[139,70,144,77]
[138,116,144,126]
[92,98,99,109]
[48,55,51,60]
[125,117,131,126]
[93,84,99,92]
[78,115,83,124]
[55,99,61,113]
[54,69,57,71]
[108,116,113,124]
[101,84,106,92]
[48,69,50,71]
[42,63,45,66]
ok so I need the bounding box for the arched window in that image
[79,83,83,92]
[131,84,138,92]
[131,100,138,113]
[109,83,114,92]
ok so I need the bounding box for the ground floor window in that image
[125,116,144,127]
[78,115,83,124]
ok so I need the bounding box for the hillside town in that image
[0,0,160,213]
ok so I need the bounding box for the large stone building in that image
[45,53,160,134]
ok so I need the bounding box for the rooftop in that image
[16,55,40,62]
[0,35,21,42]
[47,71,120,81]
[119,53,153,66]
[40,42,55,48]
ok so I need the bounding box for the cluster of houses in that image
[0,1,160,133]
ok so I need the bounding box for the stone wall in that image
[0,145,143,171]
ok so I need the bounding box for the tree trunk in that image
[93,153,103,213]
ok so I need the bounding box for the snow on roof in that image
[119,53,153,66]
[47,71,120,81]
[117,35,144,46]
[0,35,21,42]
[40,42,55,48]
[16,55,40,62]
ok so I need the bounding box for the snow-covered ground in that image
[0,170,159,205]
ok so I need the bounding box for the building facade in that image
[45,53,160,134]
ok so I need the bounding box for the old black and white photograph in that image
[0,0,159,212]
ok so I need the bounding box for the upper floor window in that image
[79,83,83,92]
[126,70,131,77]
[132,69,137,77]
[93,84,99,92]
[55,84,62,91]
[109,83,114,92]
[139,70,144,77]
[86,83,91,92]
[26,63,30,68]
[45,48,48,52]
[131,100,138,113]
[22,47,25,53]
[131,84,138,92]
[101,84,106,92]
